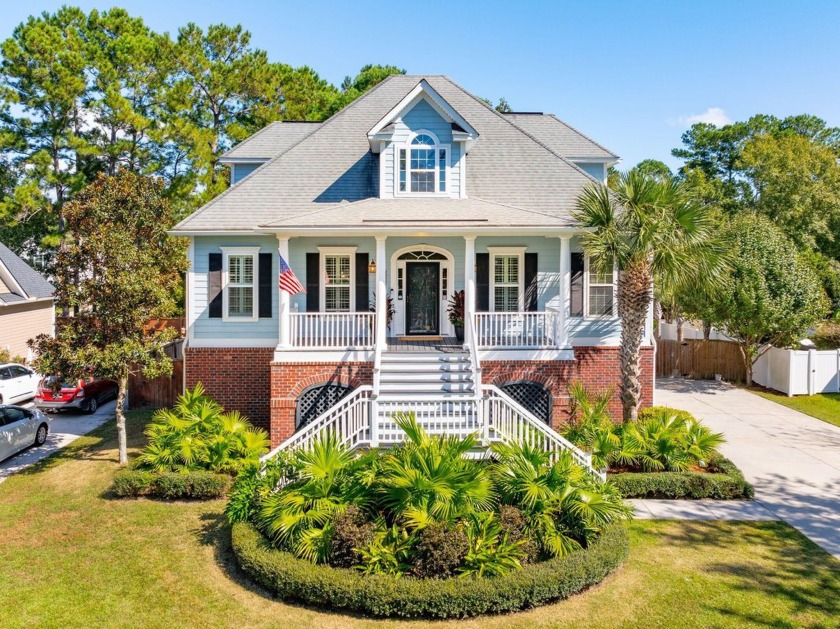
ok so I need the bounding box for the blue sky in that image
[3,1,838,170]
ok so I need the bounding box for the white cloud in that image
[673,107,732,128]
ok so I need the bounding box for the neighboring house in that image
[172,75,655,449]
[0,242,55,360]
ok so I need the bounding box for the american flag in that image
[278,254,306,295]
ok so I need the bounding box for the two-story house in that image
[171,75,655,450]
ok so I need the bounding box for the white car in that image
[0,405,50,462]
[0,363,40,404]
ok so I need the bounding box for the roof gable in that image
[368,79,478,148]
[0,242,54,303]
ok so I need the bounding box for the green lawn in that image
[0,413,838,629]
[750,388,840,428]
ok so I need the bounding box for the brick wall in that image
[270,362,374,446]
[482,346,654,428]
[184,347,274,432]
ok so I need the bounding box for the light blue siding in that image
[192,236,278,342]
[191,234,620,346]
[231,162,265,184]
[574,162,606,182]
[381,98,463,198]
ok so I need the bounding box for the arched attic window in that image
[398,132,448,194]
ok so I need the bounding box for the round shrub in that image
[497,505,539,564]
[637,406,696,424]
[231,521,629,619]
[329,506,377,568]
[411,522,469,579]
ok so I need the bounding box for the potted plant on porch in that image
[448,290,465,342]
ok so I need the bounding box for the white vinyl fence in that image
[753,347,840,396]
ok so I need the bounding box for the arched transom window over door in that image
[398,132,448,194]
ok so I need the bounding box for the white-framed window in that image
[396,130,449,195]
[585,256,617,317]
[488,247,526,312]
[319,247,356,312]
[221,247,259,321]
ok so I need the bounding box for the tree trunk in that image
[703,321,711,341]
[739,344,753,387]
[115,374,129,465]
[617,261,652,423]
[676,316,685,342]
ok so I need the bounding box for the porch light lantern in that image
[368,260,376,274]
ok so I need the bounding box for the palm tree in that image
[574,169,724,422]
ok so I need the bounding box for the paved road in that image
[0,400,116,483]
[656,379,840,559]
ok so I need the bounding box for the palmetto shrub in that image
[138,383,270,474]
[243,412,629,579]
[563,383,725,473]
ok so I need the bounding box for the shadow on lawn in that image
[654,521,840,626]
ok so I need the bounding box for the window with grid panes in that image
[227,255,255,317]
[494,255,520,312]
[398,133,447,194]
[324,255,351,311]
[588,262,615,316]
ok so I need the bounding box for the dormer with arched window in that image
[397,131,449,195]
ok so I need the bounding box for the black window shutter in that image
[524,252,538,312]
[306,253,320,312]
[355,253,369,312]
[476,253,489,312]
[258,253,272,318]
[570,252,584,317]
[208,253,222,318]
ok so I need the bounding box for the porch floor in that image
[386,336,463,353]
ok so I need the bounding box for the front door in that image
[405,262,440,335]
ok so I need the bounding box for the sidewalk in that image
[655,379,840,559]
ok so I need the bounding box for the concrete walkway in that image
[0,400,116,483]
[656,379,840,559]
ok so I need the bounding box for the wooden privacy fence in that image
[656,339,745,382]
[128,359,183,410]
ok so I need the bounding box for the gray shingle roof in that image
[221,121,322,161]
[503,113,618,160]
[174,75,611,233]
[0,242,54,303]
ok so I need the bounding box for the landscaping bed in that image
[112,468,230,499]
[231,520,629,619]
[608,455,753,500]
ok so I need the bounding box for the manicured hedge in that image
[112,469,230,499]
[231,521,629,619]
[609,456,754,500]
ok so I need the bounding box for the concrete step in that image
[381,353,469,363]
[380,372,473,383]
[379,382,475,394]
[379,361,471,373]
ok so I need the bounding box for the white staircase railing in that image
[261,386,373,461]
[474,311,558,349]
[375,398,481,444]
[482,385,604,480]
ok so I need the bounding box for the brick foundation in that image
[481,346,655,428]
[184,345,654,445]
[270,362,374,446]
[184,347,275,433]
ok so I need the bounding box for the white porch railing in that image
[262,386,373,460]
[474,311,560,349]
[289,312,375,349]
[482,385,602,478]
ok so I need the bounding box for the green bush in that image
[411,522,468,579]
[329,506,377,569]
[231,520,629,619]
[138,383,269,474]
[112,469,229,499]
[610,455,754,500]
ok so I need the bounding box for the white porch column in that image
[559,236,571,348]
[464,236,476,319]
[277,236,291,349]
[375,236,388,350]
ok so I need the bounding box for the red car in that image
[33,376,119,413]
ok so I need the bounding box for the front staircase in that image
[263,327,604,480]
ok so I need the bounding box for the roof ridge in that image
[545,113,618,159]
[438,76,608,185]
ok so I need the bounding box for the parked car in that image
[0,405,50,462]
[0,363,41,405]
[33,377,118,413]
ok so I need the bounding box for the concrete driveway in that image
[0,400,116,483]
[657,379,840,559]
